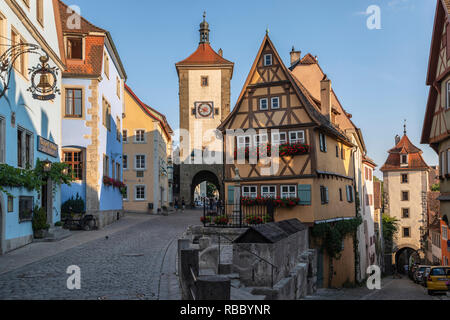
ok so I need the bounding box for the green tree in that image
[431,183,440,192]
[382,214,399,253]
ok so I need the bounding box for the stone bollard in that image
[180,248,199,300]
[196,275,231,300]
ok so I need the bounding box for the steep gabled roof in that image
[58,0,105,34]
[422,0,449,146]
[381,134,430,172]
[176,43,234,67]
[218,34,352,145]
[125,84,172,141]
[57,0,127,79]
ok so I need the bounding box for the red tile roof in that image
[176,43,233,66]
[381,134,430,172]
[124,84,172,140]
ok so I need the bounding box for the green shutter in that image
[298,184,311,205]
[228,186,235,204]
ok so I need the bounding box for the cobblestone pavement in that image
[0,210,202,300]
[304,276,450,300]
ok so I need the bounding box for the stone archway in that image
[395,246,420,274]
[190,170,221,205]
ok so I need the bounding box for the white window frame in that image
[447,81,450,109]
[237,135,251,149]
[289,131,305,144]
[17,126,34,169]
[447,149,450,176]
[319,133,327,152]
[254,133,268,146]
[261,185,277,198]
[272,132,287,145]
[242,186,257,198]
[134,129,146,143]
[281,185,297,199]
[259,98,268,110]
[123,129,128,143]
[123,185,128,201]
[135,154,146,170]
[271,97,280,109]
[135,185,146,201]
[123,154,128,170]
[264,54,272,66]
[400,154,408,166]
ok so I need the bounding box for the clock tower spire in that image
[199,12,210,44]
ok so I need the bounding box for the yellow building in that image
[123,85,173,214]
[218,35,359,288]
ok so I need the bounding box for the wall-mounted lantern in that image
[42,159,52,172]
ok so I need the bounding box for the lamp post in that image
[42,159,52,172]
[233,168,242,226]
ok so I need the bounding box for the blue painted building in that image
[0,0,66,254]
[56,1,127,228]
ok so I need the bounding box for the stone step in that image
[230,287,266,300]
[35,227,72,243]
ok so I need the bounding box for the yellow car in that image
[426,266,450,295]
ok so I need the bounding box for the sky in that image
[68,0,437,178]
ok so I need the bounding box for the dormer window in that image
[400,154,408,166]
[67,37,83,59]
[264,54,272,66]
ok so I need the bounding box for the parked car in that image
[409,264,419,280]
[413,265,429,283]
[420,267,432,287]
[427,266,450,295]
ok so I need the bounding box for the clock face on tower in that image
[195,102,214,118]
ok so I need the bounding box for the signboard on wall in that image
[37,136,58,158]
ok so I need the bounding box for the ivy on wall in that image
[0,159,73,197]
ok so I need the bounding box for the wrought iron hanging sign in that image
[27,55,60,101]
[0,43,60,101]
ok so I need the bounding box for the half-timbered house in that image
[218,34,359,287]
[421,0,450,265]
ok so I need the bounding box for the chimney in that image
[320,75,332,122]
[395,135,401,145]
[290,46,301,67]
[218,48,223,57]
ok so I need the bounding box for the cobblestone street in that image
[0,210,201,300]
[304,277,450,301]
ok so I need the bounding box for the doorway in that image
[41,179,53,226]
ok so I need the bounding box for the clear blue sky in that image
[68,0,437,177]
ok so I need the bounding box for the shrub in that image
[54,221,63,227]
[61,193,85,215]
[32,206,50,231]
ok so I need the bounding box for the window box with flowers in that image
[103,176,127,197]
[234,143,309,161]
[241,196,301,209]
[214,215,229,226]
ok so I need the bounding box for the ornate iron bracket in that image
[0,43,59,100]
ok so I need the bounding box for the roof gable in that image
[381,134,429,172]
[176,43,234,67]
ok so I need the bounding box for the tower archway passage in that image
[395,246,420,274]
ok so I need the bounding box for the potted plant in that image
[214,215,229,226]
[32,206,50,239]
[200,216,212,225]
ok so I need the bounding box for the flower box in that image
[234,143,309,161]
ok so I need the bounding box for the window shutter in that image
[324,135,327,152]
[228,186,235,204]
[319,134,324,152]
[298,184,311,205]
[346,186,350,202]
[325,187,329,204]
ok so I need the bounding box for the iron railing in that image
[202,199,274,228]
